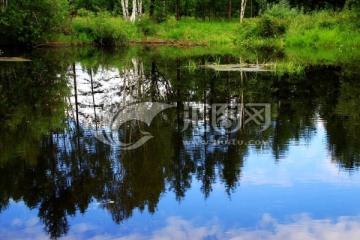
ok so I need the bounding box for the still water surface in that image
[0,47,360,239]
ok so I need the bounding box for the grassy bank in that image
[43,6,360,53]
[238,9,360,50]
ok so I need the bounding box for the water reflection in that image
[0,47,360,239]
[3,210,360,240]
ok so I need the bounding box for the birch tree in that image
[120,0,142,22]
[240,0,247,23]
[130,0,137,22]
[120,0,129,20]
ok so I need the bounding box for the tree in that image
[0,0,8,12]
[149,0,156,16]
[240,0,247,22]
[345,0,360,10]
[202,0,206,20]
[120,0,129,19]
[0,0,69,46]
[227,0,232,20]
[176,0,181,20]
[120,0,142,22]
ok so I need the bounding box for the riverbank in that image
[40,9,360,52]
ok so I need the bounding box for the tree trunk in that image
[311,0,316,11]
[227,0,232,21]
[240,0,247,23]
[202,0,206,21]
[176,0,181,21]
[1,0,8,12]
[130,0,137,22]
[250,0,252,17]
[212,0,215,20]
[163,0,166,18]
[72,64,80,132]
[121,0,129,20]
[149,0,155,17]
[137,0,142,15]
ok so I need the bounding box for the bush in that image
[71,13,129,46]
[135,18,158,36]
[285,10,360,48]
[0,0,69,46]
[76,8,95,17]
[263,0,299,19]
[258,14,289,38]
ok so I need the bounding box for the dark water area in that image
[0,46,360,239]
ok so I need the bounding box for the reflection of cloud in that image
[242,168,293,187]
[25,217,39,228]
[11,218,22,227]
[231,214,360,240]
[72,223,98,234]
[3,214,360,240]
[0,218,97,240]
[120,214,360,240]
[151,217,222,240]
[0,221,48,240]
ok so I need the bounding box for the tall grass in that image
[70,11,143,46]
[285,10,360,48]
[237,2,359,51]
[145,17,240,46]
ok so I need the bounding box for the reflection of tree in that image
[0,54,69,165]
[321,69,360,169]
[1,48,360,240]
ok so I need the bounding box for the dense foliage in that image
[0,0,69,46]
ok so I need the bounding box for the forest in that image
[0,0,359,50]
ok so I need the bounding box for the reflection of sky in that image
[1,121,360,239]
[243,121,360,187]
[3,209,360,240]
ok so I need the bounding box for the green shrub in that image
[0,0,69,46]
[154,4,168,23]
[238,18,260,39]
[76,8,95,17]
[285,10,360,48]
[135,18,158,36]
[263,0,299,19]
[258,14,289,38]
[71,14,129,46]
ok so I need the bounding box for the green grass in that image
[45,12,143,46]
[70,13,141,46]
[149,17,239,46]
[46,8,360,61]
[285,10,360,48]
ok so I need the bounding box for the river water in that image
[0,46,360,239]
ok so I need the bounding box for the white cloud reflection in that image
[2,214,360,240]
